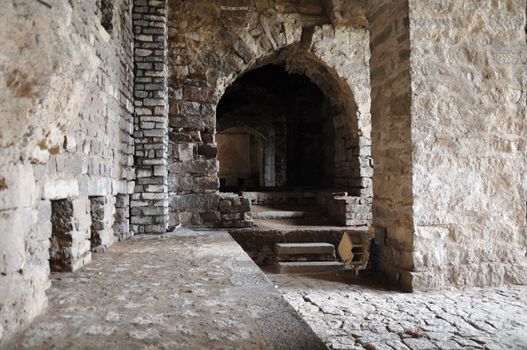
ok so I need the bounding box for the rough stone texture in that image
[113,194,133,241]
[317,192,373,227]
[366,0,415,291]
[167,0,373,225]
[367,0,527,291]
[132,0,170,234]
[218,193,254,228]
[0,0,134,342]
[1,0,526,344]
[408,0,527,290]
[49,199,92,273]
[89,196,115,250]
[2,230,327,350]
[268,272,527,350]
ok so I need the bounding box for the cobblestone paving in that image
[267,272,527,350]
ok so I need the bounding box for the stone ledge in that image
[2,229,328,350]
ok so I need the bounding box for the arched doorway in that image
[216,65,335,193]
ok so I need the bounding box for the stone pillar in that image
[89,196,114,250]
[113,194,132,241]
[367,0,527,290]
[366,0,415,290]
[49,198,92,272]
[131,0,169,234]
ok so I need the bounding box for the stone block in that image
[0,208,32,274]
[170,194,219,210]
[43,180,79,200]
[35,200,52,242]
[200,211,221,226]
[197,144,218,158]
[88,178,111,196]
[0,164,37,210]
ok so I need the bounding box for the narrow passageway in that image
[2,231,326,350]
[216,65,336,192]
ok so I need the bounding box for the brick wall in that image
[131,0,170,234]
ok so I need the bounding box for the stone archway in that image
[166,0,372,228]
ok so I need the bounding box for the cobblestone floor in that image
[267,272,527,350]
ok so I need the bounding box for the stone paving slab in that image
[267,272,527,350]
[2,229,327,350]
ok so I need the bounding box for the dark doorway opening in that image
[217,65,335,192]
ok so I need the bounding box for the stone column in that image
[367,0,527,291]
[131,0,169,234]
[366,0,415,290]
[408,0,527,290]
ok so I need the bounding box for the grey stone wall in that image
[114,194,132,241]
[317,193,372,227]
[0,0,134,343]
[50,199,92,272]
[131,0,170,234]
[218,193,254,228]
[90,196,115,251]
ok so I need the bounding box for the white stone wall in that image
[368,0,527,291]
[0,0,134,343]
[409,0,527,289]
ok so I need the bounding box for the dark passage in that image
[217,65,335,192]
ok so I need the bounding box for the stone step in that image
[276,242,335,255]
[253,210,320,220]
[275,242,336,262]
[277,261,344,274]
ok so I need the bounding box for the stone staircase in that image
[274,242,344,274]
[229,200,371,270]
[251,204,330,226]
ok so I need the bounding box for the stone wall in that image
[367,0,527,291]
[218,193,254,228]
[0,0,134,343]
[131,0,170,234]
[166,0,373,227]
[366,0,415,290]
[408,0,527,290]
[90,196,115,251]
[317,193,372,227]
[50,199,92,272]
[2,2,523,344]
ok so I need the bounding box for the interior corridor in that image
[3,229,527,350]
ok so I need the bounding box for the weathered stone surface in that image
[166,0,373,224]
[1,0,526,345]
[0,0,134,342]
[218,193,253,228]
[3,230,327,350]
[367,0,527,291]
[269,273,527,350]
[407,0,527,291]
[132,0,170,235]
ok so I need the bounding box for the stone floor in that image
[2,230,326,350]
[267,272,527,350]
